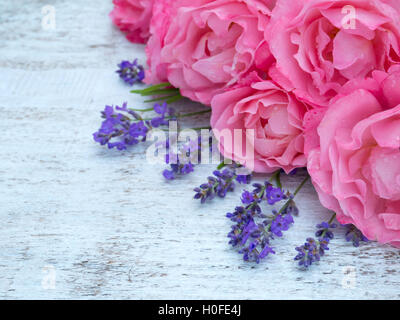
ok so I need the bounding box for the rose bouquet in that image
[99,0,400,268]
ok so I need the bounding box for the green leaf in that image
[130,82,175,94]
[166,95,183,104]
[144,95,178,103]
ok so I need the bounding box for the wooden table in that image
[0,1,399,299]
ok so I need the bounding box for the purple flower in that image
[115,102,141,118]
[259,245,275,259]
[182,139,200,154]
[116,59,145,85]
[154,102,168,115]
[94,102,176,151]
[162,138,199,180]
[150,102,175,128]
[266,184,287,205]
[93,103,148,150]
[294,215,337,269]
[193,166,252,203]
[163,169,175,180]
[181,163,194,174]
[226,180,296,263]
[270,213,294,237]
[150,116,167,128]
[107,142,126,151]
[241,190,254,205]
[295,238,320,268]
[345,224,369,247]
[236,174,251,184]
[315,221,337,240]
[103,105,115,118]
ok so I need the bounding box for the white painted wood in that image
[0,0,399,300]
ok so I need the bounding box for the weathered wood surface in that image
[0,0,399,299]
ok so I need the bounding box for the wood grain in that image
[0,0,399,299]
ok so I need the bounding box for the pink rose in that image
[145,0,267,105]
[144,0,174,84]
[110,0,154,44]
[211,76,308,173]
[306,87,400,247]
[267,0,400,106]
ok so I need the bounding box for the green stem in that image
[276,171,282,189]
[317,212,337,244]
[293,175,310,197]
[192,126,211,131]
[268,170,281,183]
[278,175,310,215]
[318,212,336,248]
[119,108,211,126]
[166,95,183,104]
[161,126,211,132]
[139,109,210,121]
[129,107,155,112]
[328,213,336,224]
[144,95,179,103]
[138,89,179,97]
[131,82,173,94]
[248,185,267,212]
[217,161,227,170]
[160,110,210,121]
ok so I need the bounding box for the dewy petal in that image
[333,31,376,79]
[371,118,400,148]
[192,48,236,83]
[265,107,298,136]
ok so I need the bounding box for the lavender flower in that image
[241,190,254,205]
[236,174,251,184]
[93,102,175,150]
[163,158,195,181]
[93,103,148,150]
[193,165,252,203]
[345,224,369,247]
[162,136,201,181]
[270,213,294,237]
[294,216,337,268]
[116,60,145,85]
[150,102,175,128]
[194,169,235,203]
[226,181,296,263]
[265,184,287,205]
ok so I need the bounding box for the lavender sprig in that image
[345,224,369,247]
[227,184,292,263]
[117,60,145,85]
[193,164,252,203]
[93,102,174,150]
[294,213,337,269]
[162,137,200,180]
[226,174,308,263]
[162,126,217,180]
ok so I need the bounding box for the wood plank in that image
[0,0,399,299]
